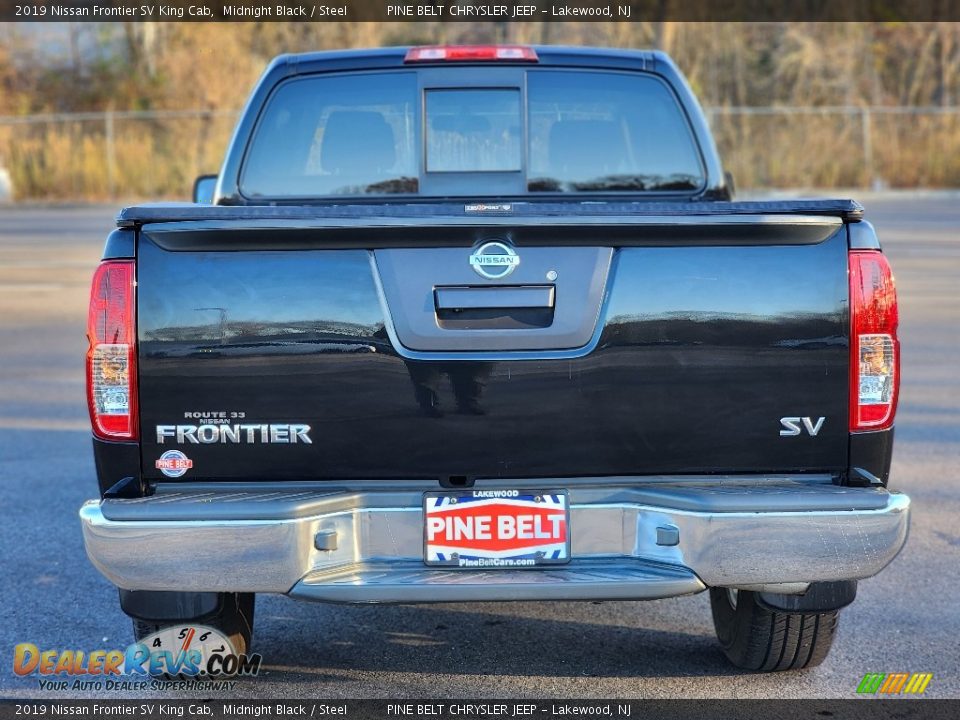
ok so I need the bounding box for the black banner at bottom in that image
[0,700,957,720]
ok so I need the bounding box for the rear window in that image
[241,69,704,198]
[425,89,522,172]
[241,73,419,198]
[527,72,704,193]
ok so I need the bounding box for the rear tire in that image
[131,592,255,656]
[709,588,839,671]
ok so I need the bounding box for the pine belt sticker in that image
[155,450,193,478]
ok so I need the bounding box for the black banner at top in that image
[5,0,960,22]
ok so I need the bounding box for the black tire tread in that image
[709,588,839,672]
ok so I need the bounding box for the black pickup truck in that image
[80,45,907,672]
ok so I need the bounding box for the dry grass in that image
[2,22,958,199]
[712,112,960,190]
[0,110,957,201]
[0,115,236,202]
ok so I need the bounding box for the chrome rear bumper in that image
[79,479,909,603]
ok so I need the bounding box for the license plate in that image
[423,490,570,568]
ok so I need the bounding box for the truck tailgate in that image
[135,211,850,482]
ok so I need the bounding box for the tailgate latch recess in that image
[434,285,555,330]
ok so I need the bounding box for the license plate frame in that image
[423,490,571,568]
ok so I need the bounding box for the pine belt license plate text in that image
[423,491,570,568]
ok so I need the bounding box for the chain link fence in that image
[707,106,960,191]
[0,110,238,202]
[1,107,959,201]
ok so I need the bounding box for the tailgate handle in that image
[434,285,555,311]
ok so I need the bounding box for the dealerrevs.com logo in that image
[14,625,261,691]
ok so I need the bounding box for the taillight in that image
[86,260,137,440]
[849,250,899,431]
[404,45,539,63]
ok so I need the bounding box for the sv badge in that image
[780,417,826,437]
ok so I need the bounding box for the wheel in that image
[709,588,839,671]
[132,592,255,656]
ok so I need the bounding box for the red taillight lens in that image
[404,45,539,63]
[849,250,899,431]
[86,260,137,440]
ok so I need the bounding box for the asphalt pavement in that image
[0,199,957,699]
